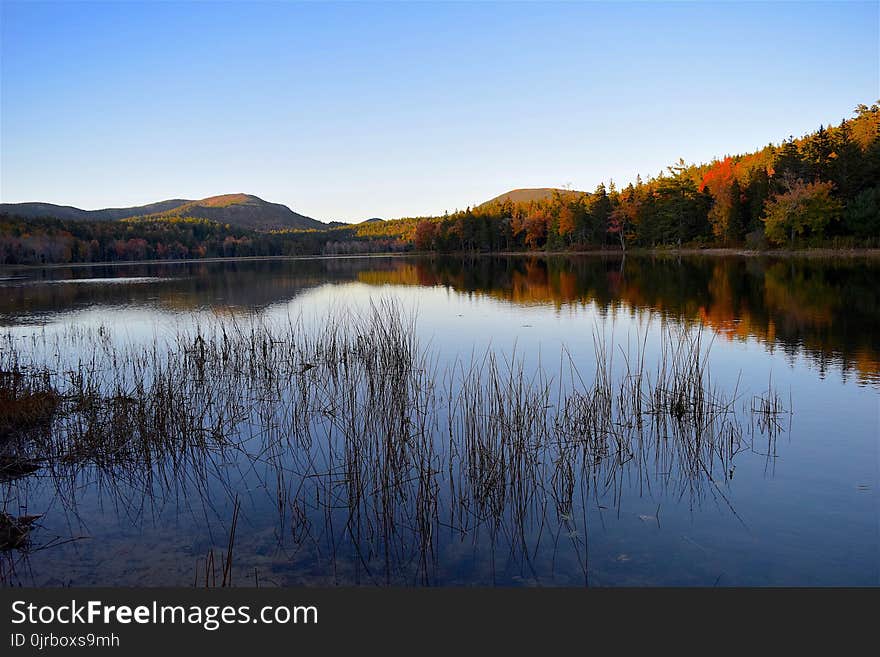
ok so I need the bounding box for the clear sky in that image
[1,1,877,223]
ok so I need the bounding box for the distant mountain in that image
[359,217,384,224]
[479,188,588,207]
[0,199,189,222]
[0,193,323,231]
[152,194,324,231]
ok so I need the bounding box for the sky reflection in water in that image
[0,255,876,586]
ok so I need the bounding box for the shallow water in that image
[0,254,877,586]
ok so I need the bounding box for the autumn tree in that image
[702,157,738,241]
[557,205,576,243]
[608,183,640,251]
[413,220,437,250]
[523,209,549,249]
[762,177,842,246]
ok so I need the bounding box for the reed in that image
[0,300,790,585]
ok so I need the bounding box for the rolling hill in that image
[0,193,323,231]
[479,188,588,207]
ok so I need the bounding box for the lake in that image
[0,254,877,586]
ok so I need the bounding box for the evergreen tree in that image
[803,125,833,181]
[744,166,771,233]
[772,138,804,188]
[725,179,747,243]
[831,119,862,199]
[589,183,612,244]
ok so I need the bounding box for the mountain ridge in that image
[0,194,323,231]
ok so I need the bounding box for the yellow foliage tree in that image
[762,177,841,247]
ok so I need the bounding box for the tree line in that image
[1,103,877,265]
[400,102,880,252]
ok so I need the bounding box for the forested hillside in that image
[1,103,877,265]
[393,102,880,252]
[0,194,322,232]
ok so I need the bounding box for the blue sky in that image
[2,1,877,222]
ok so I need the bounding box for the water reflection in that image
[2,255,877,384]
[0,255,877,586]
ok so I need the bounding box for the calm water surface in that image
[1,255,877,586]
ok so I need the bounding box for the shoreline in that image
[499,247,880,259]
[2,246,879,271]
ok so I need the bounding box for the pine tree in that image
[803,125,833,182]
[725,179,746,243]
[590,183,612,245]
[745,166,770,233]
[772,138,804,188]
[830,119,860,199]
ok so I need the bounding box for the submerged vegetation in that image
[0,302,788,585]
